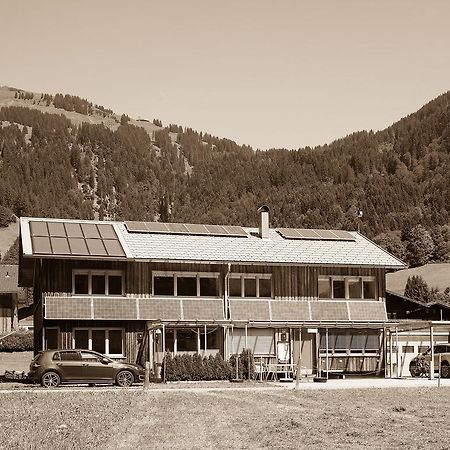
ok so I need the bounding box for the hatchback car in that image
[28,349,145,388]
[409,344,450,378]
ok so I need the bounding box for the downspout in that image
[224,263,231,359]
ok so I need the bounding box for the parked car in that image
[28,349,145,388]
[409,344,450,378]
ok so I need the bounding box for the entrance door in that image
[292,329,316,375]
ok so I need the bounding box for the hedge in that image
[0,330,34,352]
[161,349,256,382]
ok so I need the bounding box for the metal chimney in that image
[258,205,270,239]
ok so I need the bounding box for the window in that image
[332,280,345,299]
[200,277,219,297]
[320,331,380,355]
[45,328,59,350]
[177,276,197,296]
[152,272,220,297]
[228,274,272,298]
[176,329,197,352]
[363,280,376,299]
[318,276,376,300]
[73,271,124,296]
[403,345,415,353]
[74,274,89,294]
[73,328,124,356]
[154,276,174,296]
[318,278,331,299]
[59,351,81,361]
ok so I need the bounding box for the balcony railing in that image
[44,295,225,321]
[44,295,387,322]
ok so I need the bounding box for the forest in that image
[0,90,449,269]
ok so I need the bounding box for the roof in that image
[0,265,20,293]
[19,217,406,268]
[386,290,450,310]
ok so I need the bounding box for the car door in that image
[56,351,83,381]
[79,351,115,382]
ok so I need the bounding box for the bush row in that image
[161,349,255,382]
[0,331,34,352]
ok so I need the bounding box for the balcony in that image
[228,299,387,322]
[44,295,225,321]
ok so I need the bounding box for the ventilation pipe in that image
[258,205,270,239]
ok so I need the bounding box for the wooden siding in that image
[40,259,386,302]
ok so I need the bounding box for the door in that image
[56,351,83,381]
[79,351,115,382]
[292,329,316,375]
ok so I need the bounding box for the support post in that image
[144,361,150,390]
[395,327,400,378]
[12,293,19,330]
[204,324,207,356]
[162,324,166,384]
[325,328,329,380]
[389,331,393,378]
[148,329,154,374]
[383,327,387,378]
[438,353,442,388]
[245,323,248,350]
[295,328,302,389]
[430,325,434,380]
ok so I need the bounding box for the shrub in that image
[162,352,234,381]
[0,330,34,352]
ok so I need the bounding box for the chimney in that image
[258,205,270,239]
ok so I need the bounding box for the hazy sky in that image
[2,1,449,150]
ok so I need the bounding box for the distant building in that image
[19,207,406,378]
[0,265,21,333]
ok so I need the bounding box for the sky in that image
[2,0,450,150]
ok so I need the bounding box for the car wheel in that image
[41,371,61,388]
[441,362,450,378]
[116,370,134,387]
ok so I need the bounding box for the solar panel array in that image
[29,221,126,257]
[125,221,248,238]
[277,228,356,241]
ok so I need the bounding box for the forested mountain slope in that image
[0,86,449,266]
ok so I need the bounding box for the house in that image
[18,207,406,377]
[0,265,20,333]
[384,290,450,377]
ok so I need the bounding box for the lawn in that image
[1,386,449,449]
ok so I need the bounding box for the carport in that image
[386,320,450,379]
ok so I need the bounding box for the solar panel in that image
[28,220,126,258]
[103,239,126,257]
[97,224,117,239]
[68,238,90,255]
[125,221,248,238]
[30,221,49,236]
[278,228,355,241]
[32,236,52,254]
[50,237,71,254]
[145,222,169,233]
[47,222,66,237]
[65,223,83,238]
[86,238,107,256]
[81,223,100,239]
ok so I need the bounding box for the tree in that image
[373,233,406,261]
[404,225,434,267]
[404,275,430,303]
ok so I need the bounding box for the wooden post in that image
[204,324,207,356]
[144,361,150,390]
[383,327,387,378]
[389,330,393,378]
[395,327,400,378]
[325,328,329,380]
[438,353,442,388]
[295,328,302,389]
[12,293,19,330]
[235,353,239,380]
[260,356,263,382]
[245,323,248,350]
[162,324,166,383]
[430,325,434,380]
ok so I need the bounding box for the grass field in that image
[1,386,449,449]
[386,263,450,294]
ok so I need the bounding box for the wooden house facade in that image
[18,208,406,377]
